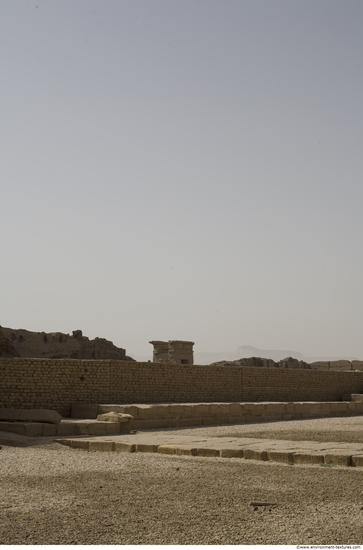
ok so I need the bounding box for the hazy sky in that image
[1,0,362,359]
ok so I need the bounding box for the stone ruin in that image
[149,340,194,365]
[0,326,134,361]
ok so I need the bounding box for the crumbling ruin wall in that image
[0,327,133,361]
[211,356,363,371]
[1,357,363,417]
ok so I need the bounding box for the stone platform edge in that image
[72,400,363,430]
[55,438,363,468]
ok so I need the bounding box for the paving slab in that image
[54,431,363,468]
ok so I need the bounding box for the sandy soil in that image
[1,417,363,545]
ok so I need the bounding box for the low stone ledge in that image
[135,443,159,453]
[0,408,61,424]
[351,394,363,402]
[293,452,325,465]
[267,450,294,464]
[89,441,115,452]
[0,409,21,421]
[114,442,136,453]
[219,448,244,458]
[71,403,99,419]
[195,447,220,457]
[351,455,363,467]
[324,453,352,466]
[18,409,62,424]
[53,400,363,434]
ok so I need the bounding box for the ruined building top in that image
[149,340,194,365]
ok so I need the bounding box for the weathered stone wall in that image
[240,367,363,402]
[0,359,111,416]
[310,360,363,371]
[1,358,363,417]
[212,357,363,371]
[0,326,133,361]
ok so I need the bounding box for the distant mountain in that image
[194,345,358,365]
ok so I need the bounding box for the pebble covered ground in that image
[1,416,363,545]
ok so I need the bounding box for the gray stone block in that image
[19,409,62,424]
[71,403,99,419]
[0,409,21,421]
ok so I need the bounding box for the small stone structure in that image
[149,340,194,365]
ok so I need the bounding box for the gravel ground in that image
[1,417,363,545]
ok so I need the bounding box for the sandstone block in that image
[135,443,159,453]
[330,403,348,414]
[324,453,351,466]
[0,422,28,435]
[97,412,133,423]
[301,403,322,417]
[23,423,44,437]
[168,405,186,419]
[229,403,244,416]
[89,441,115,452]
[285,403,295,414]
[157,445,179,455]
[265,403,285,415]
[152,405,171,419]
[119,422,133,434]
[244,449,268,461]
[18,409,62,424]
[195,447,219,457]
[210,404,230,416]
[57,422,78,436]
[114,442,136,453]
[320,403,331,415]
[115,405,140,418]
[187,404,209,418]
[71,403,99,419]
[42,424,58,437]
[176,446,198,456]
[219,448,244,458]
[352,403,363,413]
[137,406,157,420]
[351,454,363,467]
[87,422,120,435]
[0,409,21,421]
[267,451,294,464]
[351,394,363,402]
[293,403,305,414]
[293,452,325,465]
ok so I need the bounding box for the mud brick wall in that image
[241,367,363,402]
[1,358,363,417]
[109,361,242,404]
[0,358,111,416]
